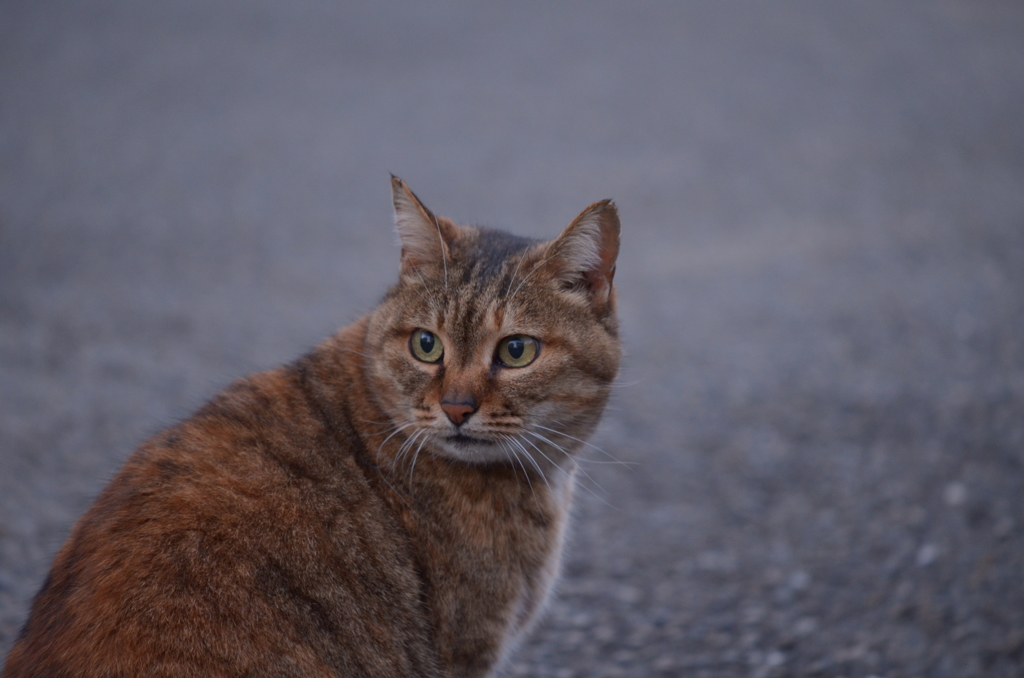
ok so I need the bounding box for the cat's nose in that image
[440,398,478,426]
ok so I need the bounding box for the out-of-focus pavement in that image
[2,2,1023,676]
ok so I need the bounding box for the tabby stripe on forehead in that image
[457,300,482,362]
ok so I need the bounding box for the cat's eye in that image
[410,329,444,363]
[496,335,539,368]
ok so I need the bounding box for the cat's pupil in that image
[507,339,524,359]
[420,333,435,354]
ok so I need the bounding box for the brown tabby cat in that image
[2,178,621,678]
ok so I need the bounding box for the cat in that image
[2,177,621,678]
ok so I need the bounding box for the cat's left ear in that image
[544,200,620,313]
[391,176,456,279]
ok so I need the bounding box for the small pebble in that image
[788,570,810,591]
[794,617,818,636]
[614,585,642,605]
[653,654,675,670]
[570,612,592,628]
[943,482,967,507]
[697,551,737,572]
[742,605,766,624]
[993,516,1014,538]
[916,543,939,567]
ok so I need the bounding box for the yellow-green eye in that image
[496,335,539,368]
[410,329,444,363]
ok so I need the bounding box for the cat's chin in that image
[432,434,509,465]
[446,433,493,447]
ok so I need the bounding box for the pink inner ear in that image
[392,178,455,279]
[586,264,615,290]
[543,200,620,312]
[583,267,611,310]
[593,232,618,281]
[584,269,604,290]
[581,206,620,304]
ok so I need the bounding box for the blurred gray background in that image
[2,2,1023,676]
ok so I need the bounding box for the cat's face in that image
[364,179,620,470]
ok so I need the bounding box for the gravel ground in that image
[2,2,1024,676]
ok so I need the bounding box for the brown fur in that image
[3,178,621,678]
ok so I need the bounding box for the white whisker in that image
[609,379,644,389]
[502,436,536,497]
[338,347,374,360]
[411,268,440,309]
[497,439,522,485]
[407,432,431,487]
[533,423,633,467]
[429,214,450,294]
[376,422,416,465]
[390,427,425,478]
[499,438,533,496]
[507,251,560,302]
[359,417,398,428]
[514,452,536,497]
[507,435,552,493]
[505,247,531,298]
[523,430,612,500]
[520,431,617,509]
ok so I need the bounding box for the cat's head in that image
[364,177,620,470]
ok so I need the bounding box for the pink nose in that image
[440,400,477,426]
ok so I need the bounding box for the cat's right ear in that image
[391,176,453,280]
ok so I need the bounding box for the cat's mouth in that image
[446,433,495,446]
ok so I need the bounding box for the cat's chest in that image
[406,462,576,676]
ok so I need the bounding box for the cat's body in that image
[3,178,620,678]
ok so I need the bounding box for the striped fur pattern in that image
[3,178,621,678]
